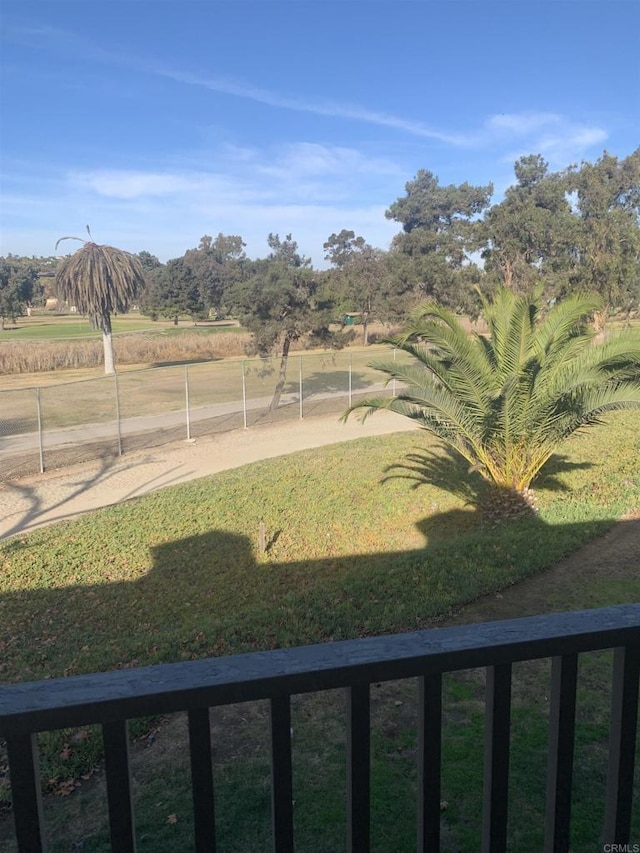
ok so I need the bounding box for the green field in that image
[1,412,639,850]
[0,313,243,341]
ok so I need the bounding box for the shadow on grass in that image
[292,369,375,397]
[148,356,224,368]
[0,417,39,438]
[382,444,595,512]
[2,512,639,851]
[0,510,624,685]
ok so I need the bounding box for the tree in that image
[385,169,492,313]
[139,256,205,324]
[566,149,640,315]
[0,257,40,329]
[481,155,577,297]
[229,234,336,411]
[346,287,640,518]
[136,250,162,272]
[55,230,145,374]
[323,230,389,345]
[184,233,247,317]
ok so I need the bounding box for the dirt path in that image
[0,411,419,539]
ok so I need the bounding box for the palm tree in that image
[55,229,146,374]
[346,286,640,518]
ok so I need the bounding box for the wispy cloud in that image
[1,141,404,262]
[484,111,608,164]
[6,23,609,160]
[68,142,405,205]
[1,24,614,263]
[146,71,609,157]
[4,23,459,143]
[70,171,210,199]
[144,66,463,144]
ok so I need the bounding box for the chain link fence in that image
[0,347,407,481]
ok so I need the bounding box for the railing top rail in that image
[1,604,639,736]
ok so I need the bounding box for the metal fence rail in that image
[0,348,405,481]
[1,604,638,852]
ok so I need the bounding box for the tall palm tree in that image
[55,230,145,374]
[346,286,640,518]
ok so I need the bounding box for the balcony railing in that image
[1,604,639,852]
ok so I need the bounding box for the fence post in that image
[299,355,304,419]
[242,360,248,429]
[185,365,191,440]
[113,372,123,456]
[392,347,397,396]
[35,387,44,474]
[349,354,352,409]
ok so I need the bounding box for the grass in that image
[0,315,158,341]
[0,412,639,849]
[0,313,243,341]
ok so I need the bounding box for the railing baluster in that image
[103,719,136,853]
[604,644,640,844]
[0,606,639,851]
[544,654,578,853]
[347,683,370,853]
[189,707,216,852]
[6,733,45,852]
[270,695,294,852]
[417,673,442,853]
[482,663,512,853]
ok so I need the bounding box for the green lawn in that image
[0,314,244,341]
[1,413,639,850]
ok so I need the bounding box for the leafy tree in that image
[386,169,492,313]
[0,257,41,329]
[566,149,640,315]
[481,155,577,296]
[134,251,162,311]
[323,230,389,344]
[139,256,203,323]
[55,230,145,373]
[230,234,336,410]
[346,287,640,519]
[184,233,247,317]
[136,250,162,272]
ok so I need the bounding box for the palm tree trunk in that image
[269,334,292,412]
[101,315,115,375]
[481,484,538,522]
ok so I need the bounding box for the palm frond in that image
[55,241,145,331]
[345,285,640,504]
[54,236,87,251]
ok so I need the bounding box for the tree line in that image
[2,149,639,342]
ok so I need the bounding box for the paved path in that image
[0,411,418,539]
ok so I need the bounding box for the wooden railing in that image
[1,604,639,852]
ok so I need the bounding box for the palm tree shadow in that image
[382,444,595,515]
[535,454,595,491]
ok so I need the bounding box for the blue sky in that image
[1,0,639,266]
